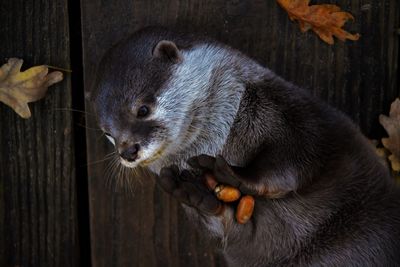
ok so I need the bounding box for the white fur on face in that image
[120,158,138,168]
[103,127,167,169]
[150,44,247,171]
[119,140,166,168]
[105,134,139,168]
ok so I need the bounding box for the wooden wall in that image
[80,0,399,266]
[0,0,78,266]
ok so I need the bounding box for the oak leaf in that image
[379,98,400,172]
[277,0,360,45]
[0,58,63,118]
[369,139,389,168]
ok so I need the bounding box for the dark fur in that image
[212,80,400,266]
[92,27,400,266]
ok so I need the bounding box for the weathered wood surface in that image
[81,0,399,266]
[0,0,78,266]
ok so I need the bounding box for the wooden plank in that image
[0,0,78,266]
[81,0,399,266]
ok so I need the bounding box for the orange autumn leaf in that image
[277,0,360,45]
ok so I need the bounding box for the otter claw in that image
[187,154,216,170]
[156,166,223,215]
[188,154,258,196]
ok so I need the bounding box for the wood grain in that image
[0,0,78,266]
[80,0,399,266]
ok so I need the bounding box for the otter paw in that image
[157,166,223,215]
[187,154,258,196]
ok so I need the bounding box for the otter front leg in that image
[188,155,293,198]
[156,166,236,237]
[156,166,224,215]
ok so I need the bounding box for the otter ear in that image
[152,40,182,63]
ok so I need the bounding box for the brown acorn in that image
[214,184,241,202]
[236,195,255,224]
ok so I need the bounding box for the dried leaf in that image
[277,0,360,44]
[379,98,400,172]
[369,139,390,168]
[0,58,63,118]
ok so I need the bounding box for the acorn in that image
[236,195,255,224]
[214,184,241,202]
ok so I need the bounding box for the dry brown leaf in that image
[379,98,400,172]
[369,139,390,168]
[277,0,360,45]
[0,58,63,118]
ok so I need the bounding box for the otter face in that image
[91,30,187,169]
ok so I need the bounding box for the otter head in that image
[90,28,203,169]
[90,27,214,172]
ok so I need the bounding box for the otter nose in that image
[119,144,140,162]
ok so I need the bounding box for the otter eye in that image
[137,105,150,118]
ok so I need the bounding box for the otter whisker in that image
[76,123,103,132]
[86,152,116,166]
[53,108,103,133]
[104,156,120,189]
[52,107,96,117]
[110,158,121,189]
[116,162,124,191]
[97,132,106,142]
[104,156,116,179]
[110,161,137,197]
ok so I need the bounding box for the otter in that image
[90,27,400,266]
